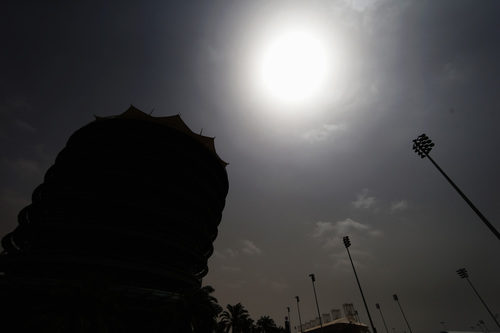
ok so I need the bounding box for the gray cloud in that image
[312,218,383,249]
[241,240,262,255]
[312,221,337,238]
[214,248,239,260]
[311,218,381,269]
[390,200,408,212]
[352,189,376,209]
[301,123,346,143]
[226,248,239,258]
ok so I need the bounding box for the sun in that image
[255,28,329,106]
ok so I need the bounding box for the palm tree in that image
[220,303,251,333]
[185,285,223,332]
[256,316,278,333]
[215,320,228,333]
[242,317,255,333]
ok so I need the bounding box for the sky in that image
[1,1,499,332]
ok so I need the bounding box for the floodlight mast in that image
[412,133,500,240]
[309,273,324,331]
[287,306,291,332]
[457,268,500,329]
[295,296,304,333]
[392,294,413,333]
[343,236,377,333]
[376,303,390,333]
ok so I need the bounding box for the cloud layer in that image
[352,189,376,209]
[241,239,262,255]
[312,218,382,248]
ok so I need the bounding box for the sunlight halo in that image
[248,18,338,113]
[258,29,328,104]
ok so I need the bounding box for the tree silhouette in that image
[220,303,252,333]
[256,315,278,333]
[185,285,223,332]
[242,317,255,333]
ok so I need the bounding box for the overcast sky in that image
[1,1,499,332]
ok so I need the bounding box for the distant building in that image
[303,317,369,333]
[331,309,342,320]
[343,303,357,321]
[298,305,369,333]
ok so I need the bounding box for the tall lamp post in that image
[309,273,323,330]
[343,236,377,333]
[295,296,304,333]
[412,133,499,240]
[457,268,500,329]
[287,306,291,333]
[393,294,413,333]
[376,303,389,333]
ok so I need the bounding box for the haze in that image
[1,1,499,332]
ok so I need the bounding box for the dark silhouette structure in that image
[296,314,369,333]
[220,303,252,333]
[343,236,377,333]
[309,273,324,331]
[412,133,499,240]
[392,294,413,333]
[295,296,304,333]
[0,106,228,331]
[457,268,500,329]
[375,303,389,333]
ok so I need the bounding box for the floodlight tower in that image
[287,306,291,333]
[376,303,389,333]
[457,268,500,329]
[295,296,304,333]
[393,294,413,333]
[343,236,377,333]
[309,273,323,330]
[412,133,499,240]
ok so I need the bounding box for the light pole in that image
[354,310,360,323]
[309,273,323,330]
[287,306,291,333]
[393,294,413,333]
[343,236,377,333]
[295,296,303,333]
[412,133,499,240]
[457,268,500,329]
[376,303,389,333]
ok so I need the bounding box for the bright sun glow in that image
[256,28,330,106]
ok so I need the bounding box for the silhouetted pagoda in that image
[0,106,228,331]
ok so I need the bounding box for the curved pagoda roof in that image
[95,105,228,168]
